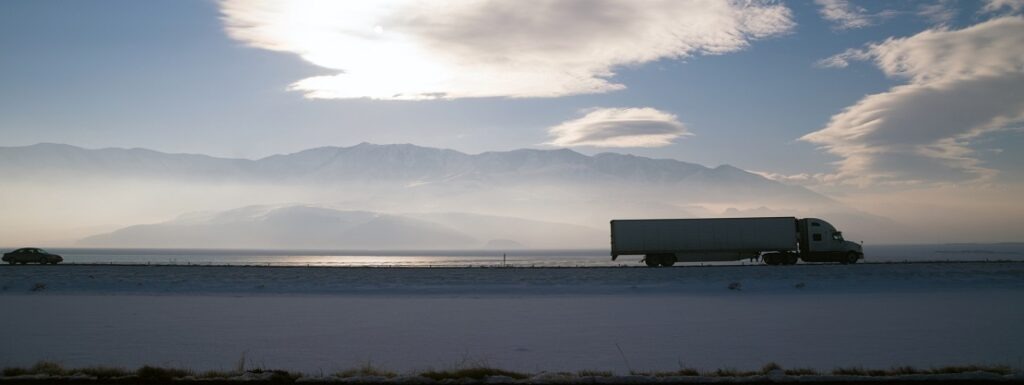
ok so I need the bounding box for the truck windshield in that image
[832,232,844,241]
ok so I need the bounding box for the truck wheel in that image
[844,252,859,264]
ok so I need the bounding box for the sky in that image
[2,0,1024,243]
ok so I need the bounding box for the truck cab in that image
[798,218,863,264]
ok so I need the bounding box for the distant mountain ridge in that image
[0,142,827,203]
[0,142,708,181]
[79,205,605,249]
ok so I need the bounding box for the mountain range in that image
[0,142,827,202]
[79,205,605,249]
[0,142,891,247]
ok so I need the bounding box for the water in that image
[13,243,1024,267]
[29,248,613,267]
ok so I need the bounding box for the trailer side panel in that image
[611,217,797,257]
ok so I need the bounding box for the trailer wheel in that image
[644,256,659,267]
[785,254,799,265]
[661,255,676,267]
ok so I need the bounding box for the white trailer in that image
[610,217,863,266]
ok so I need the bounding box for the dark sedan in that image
[2,248,63,264]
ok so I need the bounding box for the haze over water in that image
[30,243,1024,267]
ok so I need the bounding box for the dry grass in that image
[135,365,193,381]
[29,361,65,376]
[647,368,700,377]
[419,367,528,380]
[760,361,782,374]
[703,367,759,377]
[2,362,129,379]
[832,364,1012,376]
[929,365,1012,375]
[675,367,701,376]
[753,362,823,376]
[197,369,241,379]
[576,369,613,377]
[0,360,1014,382]
[335,362,397,378]
[245,368,302,383]
[76,366,131,379]
[2,367,30,377]
[784,367,820,376]
[889,365,919,376]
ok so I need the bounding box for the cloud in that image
[982,0,1024,14]
[917,1,957,25]
[546,108,690,148]
[219,0,794,100]
[804,17,1024,185]
[814,47,870,68]
[814,0,872,29]
[749,170,836,186]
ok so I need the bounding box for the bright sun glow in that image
[220,0,794,100]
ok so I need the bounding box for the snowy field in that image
[1,263,1023,375]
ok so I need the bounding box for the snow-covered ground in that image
[1,263,1023,374]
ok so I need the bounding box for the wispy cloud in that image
[749,170,836,186]
[546,108,690,148]
[814,47,871,69]
[982,0,1024,14]
[814,0,872,29]
[917,1,957,25]
[805,17,1024,185]
[219,0,794,100]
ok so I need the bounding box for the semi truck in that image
[610,217,863,267]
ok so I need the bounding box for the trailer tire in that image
[786,254,799,265]
[661,255,676,267]
[644,256,659,267]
